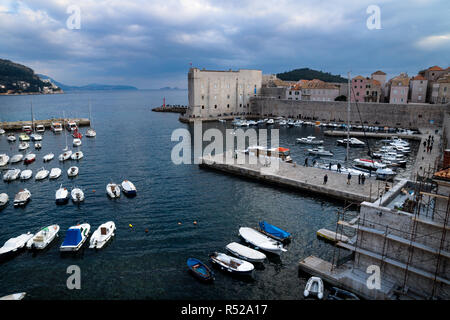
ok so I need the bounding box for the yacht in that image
[35,124,45,133]
[337,137,366,147]
[296,136,324,145]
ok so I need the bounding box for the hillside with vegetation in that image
[277,68,347,83]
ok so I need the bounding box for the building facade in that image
[350,76,381,103]
[295,79,339,102]
[409,75,428,103]
[418,66,448,103]
[186,68,262,118]
[437,73,450,104]
[388,73,409,104]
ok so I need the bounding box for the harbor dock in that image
[0,118,90,131]
[323,130,423,141]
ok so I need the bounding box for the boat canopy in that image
[259,221,291,239]
[62,229,82,246]
[277,147,290,153]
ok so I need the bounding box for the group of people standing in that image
[423,135,434,154]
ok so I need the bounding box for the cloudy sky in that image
[0,0,448,89]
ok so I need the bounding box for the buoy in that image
[145,228,149,233]
[129,224,133,228]
[178,222,182,225]
[193,221,197,225]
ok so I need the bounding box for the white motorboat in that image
[22,126,32,134]
[30,133,42,141]
[55,185,69,204]
[0,154,9,166]
[73,138,82,147]
[70,151,84,160]
[18,142,29,151]
[209,252,254,274]
[121,180,137,196]
[51,122,63,133]
[0,292,26,300]
[26,225,60,250]
[238,227,287,255]
[307,147,334,157]
[3,169,21,182]
[10,154,23,163]
[60,223,91,252]
[0,128,4,135]
[58,150,72,161]
[67,166,79,177]
[71,187,85,202]
[225,242,266,263]
[34,142,42,149]
[0,193,9,207]
[266,119,274,125]
[7,133,16,142]
[20,169,33,180]
[85,128,96,137]
[279,120,287,126]
[14,189,31,207]
[19,133,30,141]
[23,153,36,164]
[35,168,49,180]
[106,183,121,198]
[353,158,387,172]
[0,232,34,257]
[317,163,370,177]
[89,221,116,249]
[304,276,324,299]
[49,168,62,179]
[43,153,54,162]
[35,124,45,133]
[376,168,397,180]
[66,121,78,132]
[337,137,365,147]
[296,136,324,145]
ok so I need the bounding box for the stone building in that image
[295,79,339,102]
[388,73,409,104]
[409,75,428,103]
[371,70,388,101]
[350,75,382,103]
[185,68,262,119]
[418,66,448,103]
[437,73,450,104]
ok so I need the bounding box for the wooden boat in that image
[225,242,266,263]
[209,252,254,274]
[0,233,34,258]
[327,287,360,300]
[121,180,137,196]
[304,276,324,299]
[49,168,62,179]
[14,189,31,207]
[187,258,215,282]
[0,292,26,300]
[106,183,121,198]
[258,221,292,243]
[89,221,116,249]
[239,227,287,255]
[60,223,90,252]
[26,225,60,250]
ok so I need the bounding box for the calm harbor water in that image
[0,90,417,299]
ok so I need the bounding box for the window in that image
[214,105,217,109]
[214,84,217,88]
[239,104,242,107]
[202,95,204,100]
[419,87,422,92]
[214,95,217,100]
[201,105,204,109]
[289,91,292,95]
[393,89,398,94]
[400,98,404,102]
[418,95,422,100]
[227,94,230,99]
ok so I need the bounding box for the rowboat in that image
[89,221,116,249]
[225,242,266,263]
[187,258,215,282]
[304,276,324,299]
[70,151,84,160]
[49,168,62,179]
[258,221,292,243]
[43,153,54,162]
[35,168,49,180]
[71,187,85,202]
[60,223,90,252]
[26,225,60,250]
[238,227,287,255]
[67,166,79,177]
[209,252,254,275]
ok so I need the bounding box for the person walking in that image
[430,144,433,153]
[347,172,351,185]
[337,163,342,173]
[323,174,328,184]
[304,157,308,167]
[361,174,366,185]
[329,162,332,170]
[358,174,361,184]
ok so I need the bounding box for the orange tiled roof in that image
[390,74,410,86]
[411,75,426,81]
[353,75,365,80]
[296,79,338,90]
[429,65,443,71]
[372,70,386,75]
[433,168,450,181]
[371,79,381,86]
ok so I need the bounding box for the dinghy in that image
[0,193,9,208]
[20,170,33,180]
[0,233,34,258]
[7,133,16,142]
[86,128,96,137]
[239,227,287,255]
[89,221,116,249]
[49,168,62,179]
[0,292,26,300]
[187,258,215,282]
[60,223,91,252]
[225,242,266,263]
[209,252,254,274]
[26,225,60,250]
[43,153,54,162]
[70,151,84,160]
[19,142,29,151]
[14,189,31,207]
[73,138,82,147]
[327,287,359,300]
[3,169,21,182]
[34,142,42,149]
[55,185,69,204]
[23,153,36,164]
[19,133,30,141]
[304,276,324,299]
[71,187,85,202]
[10,154,23,163]
[106,183,121,198]
[121,180,137,196]
[258,221,292,243]
[58,150,72,161]
[35,168,49,180]
[0,154,9,166]
[67,166,79,177]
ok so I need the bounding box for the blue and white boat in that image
[258,221,292,243]
[187,258,215,282]
[121,180,137,197]
[60,224,90,252]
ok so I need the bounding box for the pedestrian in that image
[323,174,328,184]
[423,140,426,148]
[304,157,308,167]
[361,174,365,185]
[337,163,342,173]
[430,145,433,153]
[358,174,361,184]
[312,160,316,167]
[432,136,434,142]
[329,162,332,170]
[427,145,430,153]
[347,172,351,185]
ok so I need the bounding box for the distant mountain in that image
[159,87,186,90]
[0,58,51,93]
[37,74,138,91]
[277,68,347,83]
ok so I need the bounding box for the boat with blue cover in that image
[187,258,215,282]
[258,221,292,243]
[60,223,90,252]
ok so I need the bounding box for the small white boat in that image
[60,223,90,252]
[307,147,334,157]
[35,124,45,133]
[51,122,63,133]
[43,153,54,162]
[266,119,274,125]
[353,158,386,172]
[20,169,33,180]
[89,221,116,249]
[58,150,72,161]
[85,128,96,137]
[121,180,137,196]
[304,276,324,299]
[0,193,9,207]
[106,183,121,198]
[0,128,4,135]
[35,168,49,180]
[23,153,36,164]
[14,189,31,207]
[225,242,266,263]
[30,133,42,141]
[19,133,30,141]
[26,225,60,250]
[7,134,16,142]
[10,154,23,163]
[238,227,287,255]
[0,292,26,300]
[337,137,365,147]
[209,252,254,274]
[71,187,85,202]
[55,185,69,204]
[296,136,324,145]
[0,154,9,166]
[66,121,78,132]
[18,142,30,151]
[3,169,21,182]
[70,151,84,160]
[49,168,62,179]
[73,138,82,147]
[34,142,42,149]
[0,233,34,257]
[67,166,79,177]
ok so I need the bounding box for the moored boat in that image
[60,223,90,252]
[304,276,324,299]
[19,133,30,141]
[337,137,365,147]
[327,287,360,300]
[67,166,79,177]
[18,142,29,151]
[258,221,292,243]
[13,189,31,207]
[43,153,54,162]
[35,167,49,180]
[89,221,116,249]
[307,146,334,157]
[121,180,137,196]
[26,225,60,250]
[106,183,121,198]
[35,124,45,132]
[73,138,82,147]
[23,153,36,164]
[20,169,32,180]
[238,227,287,255]
[0,154,9,166]
[71,187,85,202]
[10,154,23,163]
[0,193,9,208]
[296,136,323,145]
[51,122,63,133]
[0,233,34,258]
[49,168,62,179]
[7,133,16,142]
[187,258,215,282]
[3,169,21,182]
[70,151,83,160]
[55,185,69,204]
[209,252,254,274]
[58,150,72,161]
[225,242,266,263]
[0,292,26,300]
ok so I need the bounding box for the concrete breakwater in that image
[324,130,423,141]
[0,118,90,131]
[152,105,188,114]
